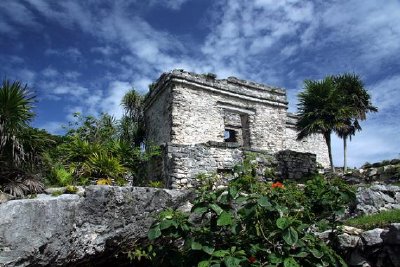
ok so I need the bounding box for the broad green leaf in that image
[210,204,224,215]
[284,257,300,267]
[198,260,210,267]
[268,253,283,264]
[159,219,173,230]
[257,196,272,208]
[229,186,238,198]
[283,227,298,246]
[310,248,324,259]
[276,217,290,230]
[236,196,248,203]
[191,241,203,250]
[294,251,308,258]
[193,206,208,214]
[202,245,215,255]
[148,226,161,240]
[213,250,229,258]
[224,256,241,267]
[217,211,232,226]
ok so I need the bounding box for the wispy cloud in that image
[0,1,41,32]
[1,0,399,167]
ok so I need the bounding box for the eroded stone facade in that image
[144,70,329,188]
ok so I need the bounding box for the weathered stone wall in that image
[145,70,289,152]
[283,113,330,167]
[144,83,172,144]
[169,80,288,152]
[157,142,318,189]
[0,186,192,267]
[170,83,225,144]
[164,142,244,189]
[276,150,318,180]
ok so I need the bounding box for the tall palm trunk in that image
[323,131,335,173]
[343,136,347,172]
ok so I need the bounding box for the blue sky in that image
[1,0,399,167]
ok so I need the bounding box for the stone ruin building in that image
[144,69,329,189]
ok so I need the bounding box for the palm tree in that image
[296,77,343,172]
[120,89,145,146]
[0,79,48,196]
[0,80,35,165]
[333,73,377,172]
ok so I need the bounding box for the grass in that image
[346,209,400,230]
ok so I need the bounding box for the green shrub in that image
[49,165,74,186]
[148,181,164,188]
[304,174,356,229]
[138,161,349,267]
[84,152,126,180]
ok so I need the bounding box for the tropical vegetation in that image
[296,73,376,172]
[0,79,160,196]
[0,80,56,196]
[135,158,355,267]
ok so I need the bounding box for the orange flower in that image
[248,256,256,263]
[272,181,284,189]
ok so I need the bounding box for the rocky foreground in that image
[0,186,192,266]
[0,183,400,266]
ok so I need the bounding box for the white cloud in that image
[42,67,59,78]
[17,69,36,85]
[370,75,400,112]
[100,81,132,118]
[148,0,191,10]
[90,46,114,56]
[0,1,40,30]
[64,71,81,80]
[53,84,89,98]
[37,121,65,135]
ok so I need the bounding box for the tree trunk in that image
[324,131,335,173]
[343,136,347,173]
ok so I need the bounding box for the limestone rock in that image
[0,192,15,204]
[361,228,385,246]
[338,233,362,249]
[0,186,192,266]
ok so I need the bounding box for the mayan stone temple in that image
[144,70,329,188]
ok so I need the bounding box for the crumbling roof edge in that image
[144,69,289,110]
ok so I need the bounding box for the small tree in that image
[0,79,51,196]
[296,77,344,172]
[120,89,145,147]
[333,73,377,172]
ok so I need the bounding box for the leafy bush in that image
[304,174,356,230]
[139,161,351,267]
[48,165,74,186]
